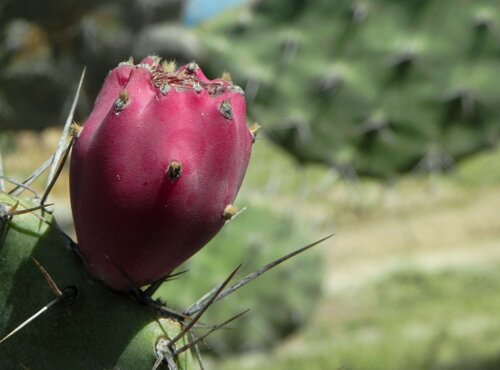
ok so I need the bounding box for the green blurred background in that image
[1,0,500,369]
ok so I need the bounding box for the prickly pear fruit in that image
[70,56,254,291]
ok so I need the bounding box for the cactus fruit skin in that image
[0,193,193,369]
[70,57,254,290]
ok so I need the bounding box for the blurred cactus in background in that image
[201,0,500,177]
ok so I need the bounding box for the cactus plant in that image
[0,56,331,368]
[201,0,500,178]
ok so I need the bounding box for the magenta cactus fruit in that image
[70,56,254,290]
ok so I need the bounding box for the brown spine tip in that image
[119,56,134,66]
[149,54,161,69]
[219,101,233,120]
[161,60,177,73]
[70,122,83,138]
[166,161,182,181]
[221,71,232,82]
[222,204,238,220]
[113,90,130,114]
[249,122,261,142]
[150,55,161,64]
[9,201,19,214]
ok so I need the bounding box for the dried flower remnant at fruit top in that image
[70,56,255,291]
